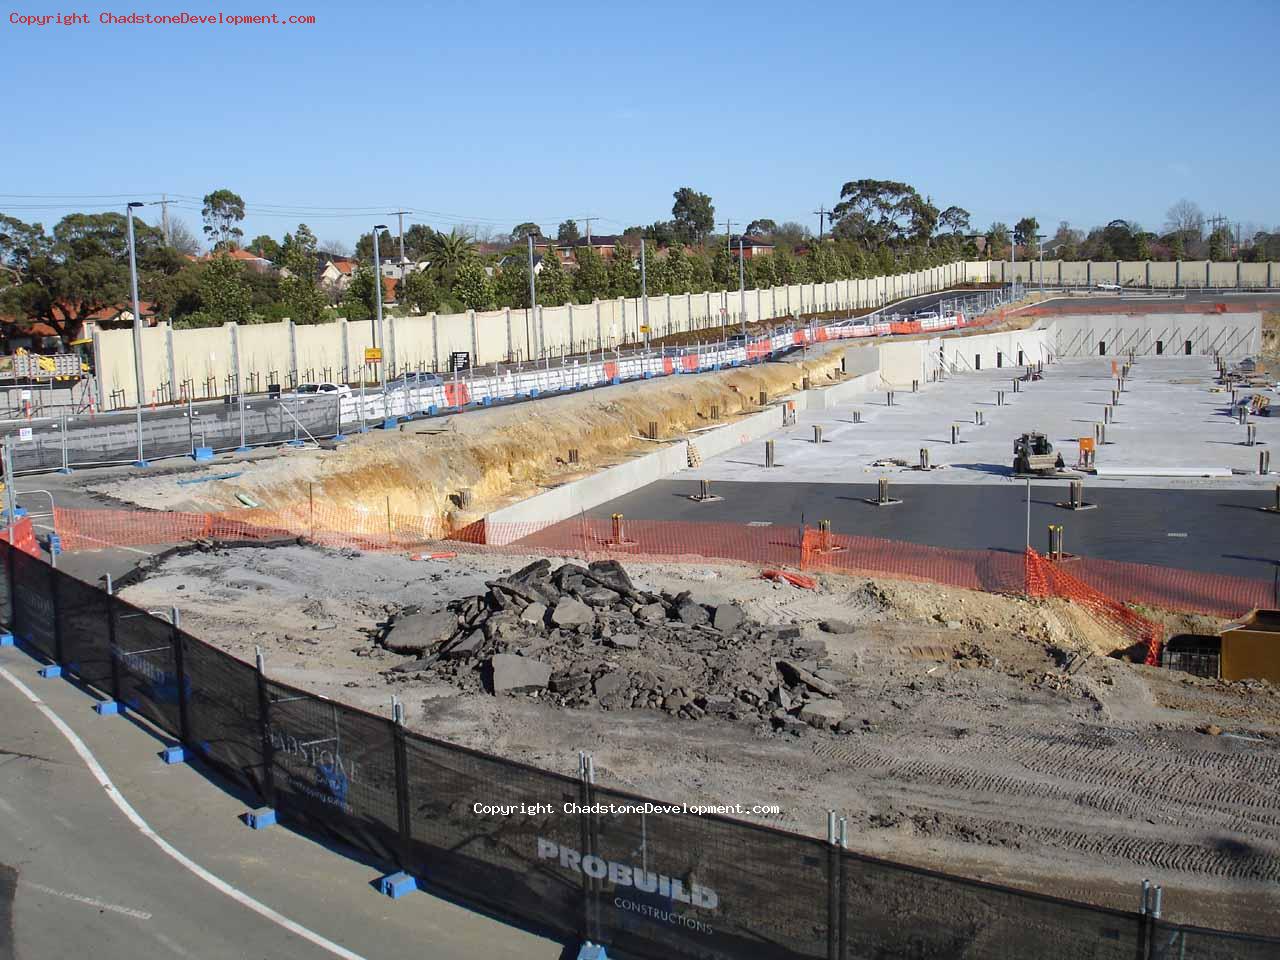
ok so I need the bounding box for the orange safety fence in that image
[53,505,1273,650]
[0,516,40,557]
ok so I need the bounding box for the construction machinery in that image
[1013,431,1064,475]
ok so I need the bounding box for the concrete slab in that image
[683,357,1277,489]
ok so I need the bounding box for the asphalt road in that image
[0,649,565,960]
[587,479,1280,586]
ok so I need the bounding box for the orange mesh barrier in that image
[0,517,40,557]
[54,507,1272,658]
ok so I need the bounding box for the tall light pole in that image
[640,239,649,347]
[1037,234,1046,296]
[526,234,537,358]
[372,224,388,408]
[737,237,746,337]
[125,201,148,467]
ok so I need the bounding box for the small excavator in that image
[1013,432,1065,475]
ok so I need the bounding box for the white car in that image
[1094,282,1122,292]
[290,381,351,400]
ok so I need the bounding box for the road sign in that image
[364,347,383,363]
[639,325,651,334]
[17,427,32,442]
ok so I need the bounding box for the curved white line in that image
[0,664,368,960]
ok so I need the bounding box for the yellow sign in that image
[364,347,383,363]
[639,325,651,334]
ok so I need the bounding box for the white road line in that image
[0,664,369,960]
[21,881,153,920]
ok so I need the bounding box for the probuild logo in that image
[269,724,358,815]
[537,838,718,935]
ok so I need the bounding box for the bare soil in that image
[120,543,1280,935]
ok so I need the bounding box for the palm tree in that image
[427,229,475,284]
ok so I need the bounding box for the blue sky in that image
[3,0,1276,248]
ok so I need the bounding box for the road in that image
[0,648,566,960]
[586,479,1280,586]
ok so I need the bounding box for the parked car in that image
[386,371,444,392]
[289,381,351,400]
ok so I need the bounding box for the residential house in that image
[319,257,358,291]
[729,235,775,259]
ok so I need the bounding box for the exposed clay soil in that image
[120,543,1280,935]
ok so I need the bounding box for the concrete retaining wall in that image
[1047,313,1262,358]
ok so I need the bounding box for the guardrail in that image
[1,535,1277,958]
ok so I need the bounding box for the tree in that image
[399,269,440,314]
[664,245,693,294]
[247,234,281,262]
[536,248,572,306]
[573,244,609,302]
[607,243,637,298]
[710,245,736,287]
[166,217,200,255]
[641,241,670,296]
[770,222,810,249]
[986,222,1011,259]
[744,218,778,237]
[201,189,246,250]
[427,229,475,289]
[1165,199,1204,244]
[278,224,327,325]
[1048,221,1082,261]
[1013,217,1040,253]
[831,180,932,249]
[557,220,581,243]
[0,212,173,346]
[643,221,678,248]
[199,253,253,325]
[509,222,543,244]
[453,260,495,310]
[671,187,715,245]
[342,265,378,322]
[495,255,531,309]
[402,224,437,260]
[937,206,971,237]
[355,228,394,263]
[1208,227,1230,261]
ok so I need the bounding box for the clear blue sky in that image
[4,0,1276,247]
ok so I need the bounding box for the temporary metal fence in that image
[3,538,1278,958]
[4,285,1027,476]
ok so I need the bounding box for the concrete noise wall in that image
[1047,312,1262,359]
[984,259,1278,288]
[93,261,969,407]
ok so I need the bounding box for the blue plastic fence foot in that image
[333,433,347,442]
[381,418,398,430]
[232,446,251,454]
[132,460,150,469]
[38,664,62,679]
[611,377,621,385]
[376,872,418,899]
[160,745,186,765]
[481,397,492,406]
[577,942,610,960]
[93,699,121,716]
[0,633,13,647]
[192,446,215,462]
[529,388,540,397]
[56,467,73,475]
[286,440,306,448]
[243,808,276,830]
[426,405,438,415]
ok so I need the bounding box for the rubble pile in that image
[379,559,856,733]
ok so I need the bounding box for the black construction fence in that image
[2,538,1277,960]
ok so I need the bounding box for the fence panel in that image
[181,634,265,794]
[263,680,402,868]
[0,541,11,630]
[11,547,56,659]
[1151,921,1280,959]
[401,734,585,942]
[590,784,828,960]
[842,852,1143,960]
[111,598,181,736]
[53,567,113,688]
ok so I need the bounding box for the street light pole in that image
[526,234,537,359]
[640,240,649,347]
[737,237,746,337]
[125,201,148,467]
[372,224,389,419]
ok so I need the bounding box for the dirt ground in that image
[120,542,1280,935]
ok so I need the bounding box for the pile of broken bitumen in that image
[379,558,858,733]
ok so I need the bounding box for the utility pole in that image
[372,224,388,399]
[738,237,746,336]
[813,206,829,241]
[722,220,735,254]
[640,239,649,347]
[389,210,409,271]
[580,217,597,244]
[125,201,148,467]
[160,194,171,245]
